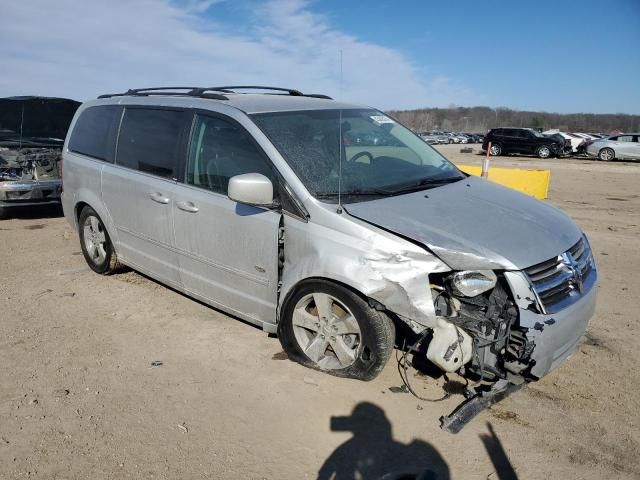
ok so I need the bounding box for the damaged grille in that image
[524,237,596,314]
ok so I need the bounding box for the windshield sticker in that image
[370,115,395,125]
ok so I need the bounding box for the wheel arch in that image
[280,275,384,315]
[72,189,120,248]
[599,146,616,160]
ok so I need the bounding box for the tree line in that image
[386,106,640,134]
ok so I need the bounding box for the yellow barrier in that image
[457,164,551,200]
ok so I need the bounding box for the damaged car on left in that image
[0,96,80,218]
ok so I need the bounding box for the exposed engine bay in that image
[0,147,61,182]
[395,271,540,433]
[0,96,79,211]
[429,272,535,382]
[0,147,63,207]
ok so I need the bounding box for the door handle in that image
[176,201,199,213]
[149,192,170,204]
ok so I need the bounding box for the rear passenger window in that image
[68,106,122,162]
[186,115,274,195]
[116,108,185,178]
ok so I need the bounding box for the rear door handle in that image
[149,192,170,204]
[176,201,199,213]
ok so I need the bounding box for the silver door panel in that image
[101,164,181,285]
[173,184,280,324]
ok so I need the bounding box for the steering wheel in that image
[349,151,374,163]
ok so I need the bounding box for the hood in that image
[0,96,80,146]
[345,176,582,270]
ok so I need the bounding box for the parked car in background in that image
[0,96,80,218]
[419,132,439,144]
[543,130,584,153]
[434,132,451,144]
[454,133,469,144]
[585,133,640,161]
[483,127,570,158]
[572,133,599,142]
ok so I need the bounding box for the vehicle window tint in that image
[116,108,184,178]
[616,135,633,142]
[68,105,122,162]
[186,115,274,195]
[514,130,528,138]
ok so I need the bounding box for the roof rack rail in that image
[210,86,304,96]
[97,86,332,100]
[210,86,332,99]
[98,87,228,100]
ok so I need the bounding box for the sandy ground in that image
[1,145,639,479]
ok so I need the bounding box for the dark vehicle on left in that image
[0,96,80,218]
[483,127,571,158]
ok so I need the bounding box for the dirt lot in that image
[1,146,639,479]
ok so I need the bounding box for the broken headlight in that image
[450,270,497,297]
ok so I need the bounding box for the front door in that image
[613,134,636,159]
[172,112,281,324]
[102,107,189,287]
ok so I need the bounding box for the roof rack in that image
[211,86,303,96]
[98,86,332,100]
[211,86,332,99]
[98,87,228,100]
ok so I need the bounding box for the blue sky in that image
[1,0,638,113]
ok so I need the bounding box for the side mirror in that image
[228,173,274,207]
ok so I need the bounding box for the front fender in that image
[278,213,450,332]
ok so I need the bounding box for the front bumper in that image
[0,179,62,207]
[504,270,598,378]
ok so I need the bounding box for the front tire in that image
[598,147,615,161]
[278,280,395,381]
[78,206,121,274]
[489,144,502,156]
[537,145,552,159]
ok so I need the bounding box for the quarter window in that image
[68,105,122,162]
[116,108,185,178]
[186,115,274,195]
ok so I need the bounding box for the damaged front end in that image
[0,96,80,214]
[423,236,597,432]
[0,147,63,209]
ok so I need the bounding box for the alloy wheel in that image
[83,215,107,265]
[291,292,362,369]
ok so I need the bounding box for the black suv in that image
[482,127,569,158]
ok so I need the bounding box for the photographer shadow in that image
[318,402,450,480]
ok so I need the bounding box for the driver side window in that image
[186,114,275,195]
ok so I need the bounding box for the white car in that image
[543,130,583,153]
[572,133,599,141]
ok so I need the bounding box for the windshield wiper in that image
[382,176,465,195]
[315,188,394,199]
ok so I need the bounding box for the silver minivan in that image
[62,87,598,431]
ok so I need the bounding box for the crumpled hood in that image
[345,176,582,270]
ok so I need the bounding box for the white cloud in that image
[0,0,480,109]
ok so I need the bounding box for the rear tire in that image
[537,145,552,159]
[0,207,7,220]
[598,148,615,161]
[278,280,395,381]
[78,206,121,274]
